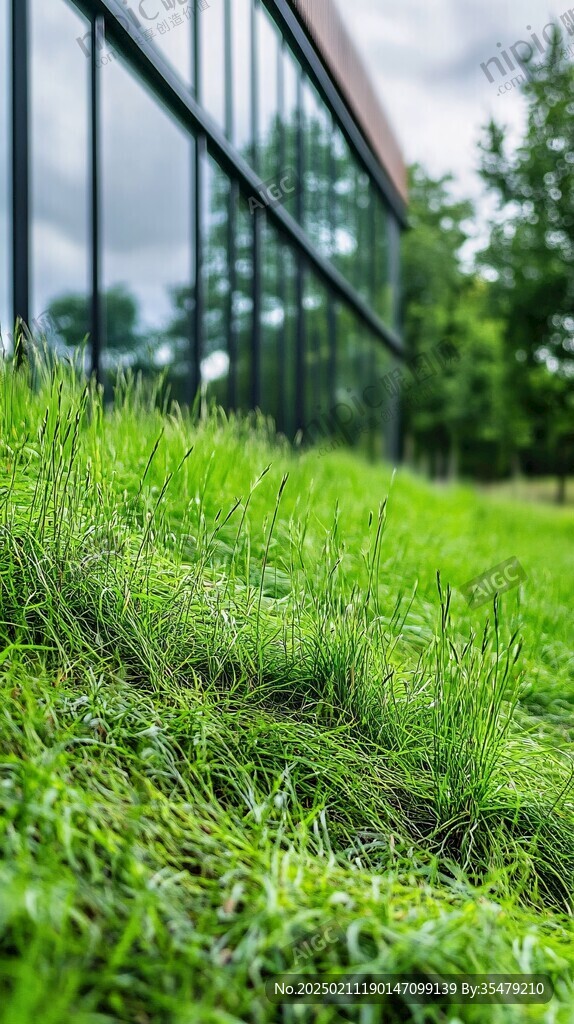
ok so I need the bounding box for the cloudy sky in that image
[333,0,564,206]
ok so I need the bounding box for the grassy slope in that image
[0,357,573,1023]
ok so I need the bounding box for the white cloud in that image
[333,0,562,210]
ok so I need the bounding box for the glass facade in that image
[3,0,405,458]
[101,52,193,398]
[30,0,90,357]
[0,0,9,345]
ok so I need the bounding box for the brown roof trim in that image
[289,0,407,204]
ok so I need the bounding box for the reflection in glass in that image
[334,303,394,458]
[256,2,280,180]
[199,0,226,130]
[332,129,358,283]
[280,243,298,438]
[302,79,331,256]
[138,1,192,88]
[232,0,252,158]
[389,214,401,333]
[203,156,231,406]
[233,195,254,412]
[355,170,373,305]
[102,55,192,399]
[282,45,300,222]
[0,0,9,345]
[260,218,283,425]
[373,337,394,461]
[30,0,90,358]
[303,270,331,432]
[374,193,391,324]
[334,303,366,449]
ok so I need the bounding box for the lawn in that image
[0,354,573,1023]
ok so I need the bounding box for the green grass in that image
[0,352,573,1023]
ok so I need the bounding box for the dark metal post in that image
[228,180,238,410]
[192,134,206,402]
[294,66,305,431]
[224,0,233,141]
[251,208,262,409]
[11,0,30,336]
[250,0,259,172]
[90,15,103,379]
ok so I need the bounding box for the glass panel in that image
[333,303,364,449]
[233,194,254,412]
[232,0,252,159]
[356,170,373,305]
[302,80,331,257]
[282,45,300,221]
[202,156,231,406]
[303,270,330,435]
[355,326,376,459]
[256,3,280,180]
[331,304,394,459]
[199,0,226,130]
[281,242,298,438]
[389,214,401,333]
[0,0,10,347]
[137,1,193,88]
[259,217,282,426]
[373,337,395,461]
[30,0,90,359]
[102,55,193,402]
[332,129,357,285]
[374,192,391,324]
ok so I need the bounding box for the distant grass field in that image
[0,353,573,1023]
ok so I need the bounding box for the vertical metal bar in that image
[295,66,304,225]
[294,65,305,430]
[251,207,262,408]
[327,111,335,261]
[295,253,305,432]
[223,0,235,408]
[277,35,285,178]
[389,216,402,462]
[188,8,198,406]
[327,288,336,412]
[370,184,377,313]
[191,0,198,96]
[224,0,233,141]
[250,0,259,172]
[193,134,206,402]
[11,0,30,338]
[90,14,103,380]
[193,0,201,102]
[276,239,285,432]
[228,180,238,409]
[276,41,286,432]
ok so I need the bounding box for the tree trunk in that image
[448,436,460,481]
[556,473,567,505]
[511,451,521,480]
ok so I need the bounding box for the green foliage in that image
[478,29,574,495]
[0,354,573,1022]
[401,167,509,478]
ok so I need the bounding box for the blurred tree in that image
[478,28,574,501]
[47,284,143,353]
[401,165,508,478]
